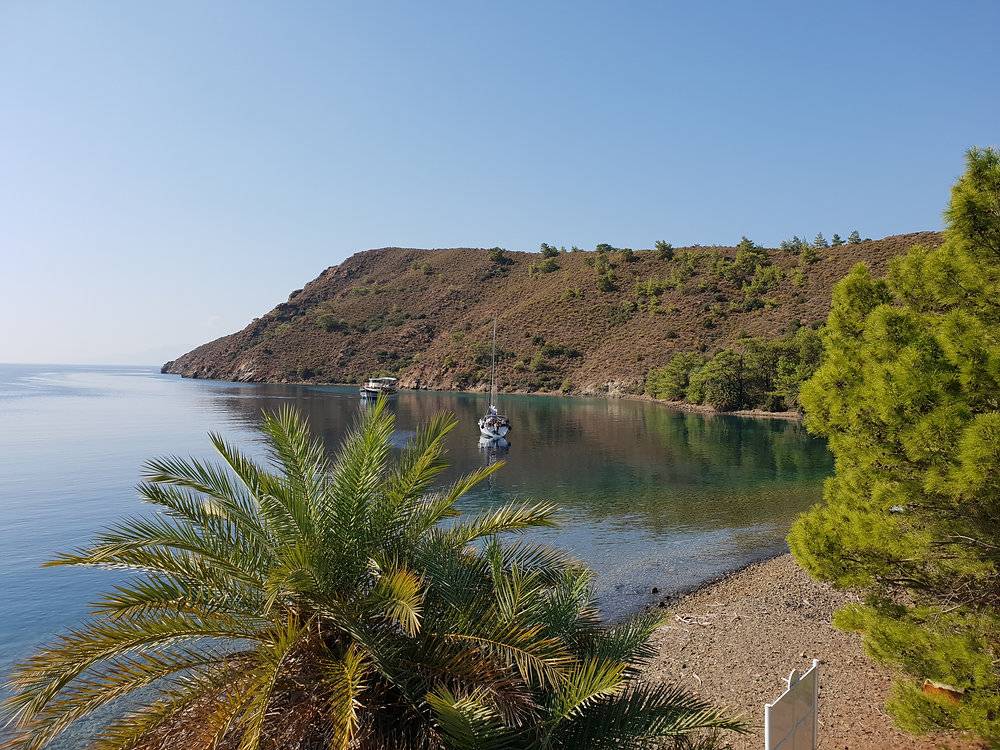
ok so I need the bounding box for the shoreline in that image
[643,554,979,750]
[620,392,802,421]
[160,370,803,422]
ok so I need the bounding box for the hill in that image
[162,233,940,395]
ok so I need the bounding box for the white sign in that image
[764,659,819,750]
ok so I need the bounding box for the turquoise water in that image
[0,363,831,690]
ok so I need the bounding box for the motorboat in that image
[359,376,398,399]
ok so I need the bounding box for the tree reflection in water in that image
[209,384,831,617]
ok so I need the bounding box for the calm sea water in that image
[0,364,830,694]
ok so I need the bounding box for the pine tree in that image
[813,232,829,248]
[831,233,844,246]
[655,240,674,260]
[848,229,862,244]
[790,148,1000,744]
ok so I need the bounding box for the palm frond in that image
[319,397,395,564]
[581,611,666,669]
[231,616,310,750]
[6,612,258,717]
[2,648,248,750]
[260,405,330,496]
[426,688,519,750]
[535,568,602,643]
[86,659,255,750]
[446,623,572,689]
[444,501,558,547]
[48,514,263,588]
[325,644,370,750]
[370,566,425,636]
[495,541,582,584]
[552,682,746,748]
[409,463,507,537]
[548,657,626,722]
[383,412,457,510]
[94,573,264,621]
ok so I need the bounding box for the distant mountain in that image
[162,232,940,395]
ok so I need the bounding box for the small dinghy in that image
[478,319,512,439]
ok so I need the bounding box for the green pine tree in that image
[831,233,844,246]
[789,147,1000,744]
[848,229,862,244]
[655,240,674,261]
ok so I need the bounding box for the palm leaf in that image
[370,566,425,636]
[426,688,519,750]
[548,657,626,722]
[446,622,572,689]
[581,611,666,669]
[325,644,370,750]
[552,682,746,748]
[444,501,558,547]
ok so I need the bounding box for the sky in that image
[2,2,998,365]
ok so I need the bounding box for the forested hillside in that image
[163,233,939,399]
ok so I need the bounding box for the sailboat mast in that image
[490,318,497,407]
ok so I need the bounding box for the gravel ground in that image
[641,554,983,750]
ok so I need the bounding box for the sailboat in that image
[478,319,511,440]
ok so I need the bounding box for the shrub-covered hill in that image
[162,232,940,395]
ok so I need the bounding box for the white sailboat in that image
[478,319,511,439]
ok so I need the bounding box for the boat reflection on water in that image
[478,435,510,459]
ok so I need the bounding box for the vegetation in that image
[489,247,513,265]
[539,243,560,258]
[779,236,810,252]
[529,257,560,275]
[644,352,706,400]
[318,312,350,333]
[655,241,674,261]
[790,148,1000,744]
[798,244,818,266]
[646,328,822,411]
[848,230,862,244]
[2,402,742,749]
[166,233,932,391]
[716,237,768,287]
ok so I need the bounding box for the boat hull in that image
[359,388,396,398]
[478,420,510,439]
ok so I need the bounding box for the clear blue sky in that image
[2,1,997,365]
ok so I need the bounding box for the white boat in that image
[478,320,512,439]
[359,376,398,399]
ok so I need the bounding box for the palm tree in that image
[2,399,743,749]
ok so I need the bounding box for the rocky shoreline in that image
[642,555,981,749]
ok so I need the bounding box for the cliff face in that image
[162,232,940,394]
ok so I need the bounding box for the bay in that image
[0,363,831,693]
